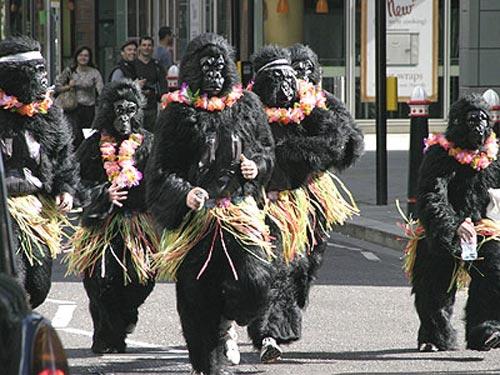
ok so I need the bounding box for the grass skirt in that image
[306,171,359,237]
[265,188,314,263]
[8,194,70,266]
[153,196,274,281]
[398,204,500,290]
[65,212,159,285]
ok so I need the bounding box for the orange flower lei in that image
[0,88,53,117]
[100,133,144,188]
[161,83,244,111]
[264,80,327,125]
[424,132,498,171]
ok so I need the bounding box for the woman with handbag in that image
[55,46,103,149]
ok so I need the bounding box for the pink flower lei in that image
[160,83,244,112]
[263,80,327,125]
[0,88,53,117]
[100,133,144,188]
[424,132,498,171]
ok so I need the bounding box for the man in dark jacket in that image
[134,36,167,132]
[109,40,138,82]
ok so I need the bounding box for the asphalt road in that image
[37,232,500,375]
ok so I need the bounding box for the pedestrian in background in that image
[109,40,138,82]
[134,36,166,132]
[154,26,174,71]
[55,46,103,149]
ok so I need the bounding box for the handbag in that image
[55,88,78,111]
[55,68,78,111]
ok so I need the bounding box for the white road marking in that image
[59,327,188,353]
[327,242,362,251]
[361,251,381,262]
[52,305,77,328]
[46,298,77,305]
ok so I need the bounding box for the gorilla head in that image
[92,80,145,138]
[288,43,321,86]
[446,94,492,150]
[179,33,239,97]
[252,45,298,108]
[0,36,49,104]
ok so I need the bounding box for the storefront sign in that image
[361,0,438,102]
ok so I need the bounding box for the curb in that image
[334,215,407,251]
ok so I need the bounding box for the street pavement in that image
[38,231,500,375]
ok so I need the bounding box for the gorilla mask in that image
[446,94,492,151]
[113,99,137,136]
[200,54,225,96]
[252,45,298,108]
[292,58,314,83]
[92,80,145,139]
[179,33,239,98]
[0,36,49,103]
[289,43,322,86]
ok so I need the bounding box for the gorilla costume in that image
[247,45,362,361]
[0,36,78,308]
[411,94,500,352]
[146,33,275,375]
[289,43,364,170]
[288,43,364,306]
[66,80,158,353]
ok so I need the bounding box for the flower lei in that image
[424,132,498,171]
[100,133,144,188]
[160,83,244,112]
[263,80,327,125]
[0,88,53,117]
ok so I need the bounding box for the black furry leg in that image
[412,240,458,351]
[247,255,302,349]
[465,240,500,351]
[20,248,52,309]
[84,275,154,354]
[295,240,327,309]
[176,281,229,375]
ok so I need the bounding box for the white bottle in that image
[461,236,478,261]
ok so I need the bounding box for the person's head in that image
[252,45,298,108]
[138,37,154,59]
[158,26,173,45]
[447,94,493,150]
[93,79,145,137]
[0,36,49,103]
[288,43,321,85]
[120,40,138,62]
[72,46,95,69]
[179,33,239,97]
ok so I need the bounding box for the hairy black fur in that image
[248,44,363,351]
[0,36,78,308]
[146,33,274,375]
[76,80,154,353]
[289,43,364,171]
[414,94,500,351]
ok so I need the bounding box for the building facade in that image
[2,0,495,132]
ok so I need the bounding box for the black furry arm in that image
[76,133,114,225]
[50,109,79,197]
[273,107,350,174]
[238,92,275,186]
[325,91,364,170]
[146,105,196,230]
[417,147,460,255]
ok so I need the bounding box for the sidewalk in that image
[335,134,411,251]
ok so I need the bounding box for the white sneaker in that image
[224,323,240,365]
[260,337,282,363]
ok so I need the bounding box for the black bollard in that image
[407,87,430,218]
